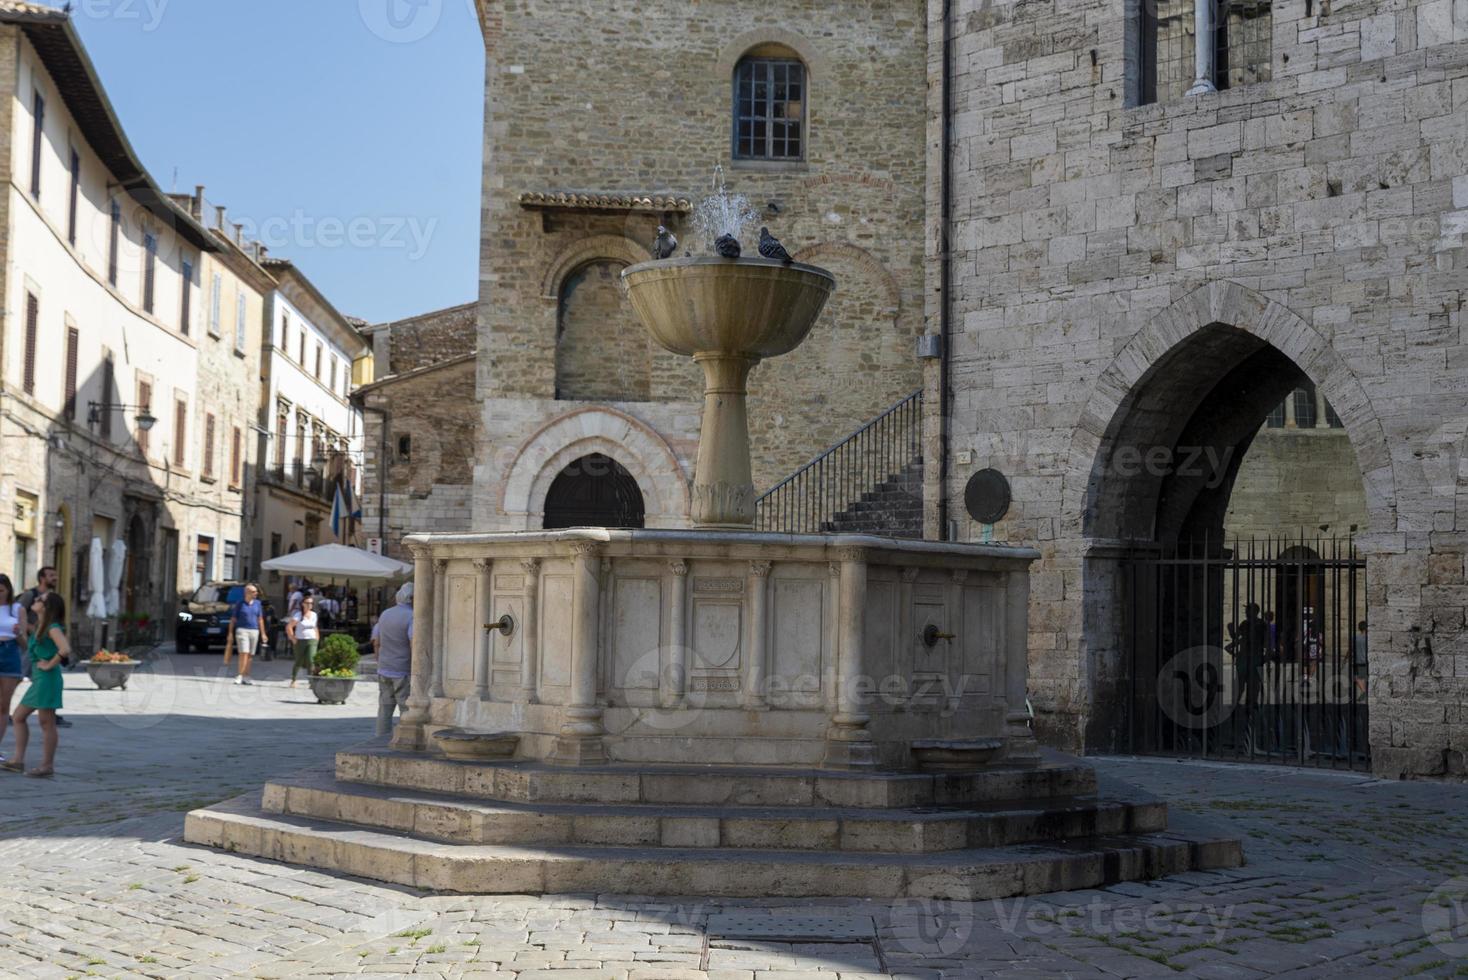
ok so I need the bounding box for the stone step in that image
[185,792,1242,899]
[263,770,1166,854]
[336,749,1098,809]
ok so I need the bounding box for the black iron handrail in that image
[755,389,923,534]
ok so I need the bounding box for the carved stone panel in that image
[612,577,662,692]
[539,573,574,690]
[959,584,1002,699]
[770,577,824,705]
[445,574,478,684]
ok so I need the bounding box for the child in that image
[6,591,69,777]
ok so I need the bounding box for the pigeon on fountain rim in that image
[758,227,794,264]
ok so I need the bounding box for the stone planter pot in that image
[308,676,357,705]
[85,661,140,691]
[910,738,1004,772]
[433,728,520,762]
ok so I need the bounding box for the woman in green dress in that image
[6,591,68,777]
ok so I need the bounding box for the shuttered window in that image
[136,380,152,456]
[203,414,216,478]
[63,326,78,419]
[174,399,187,467]
[275,406,288,466]
[210,274,223,336]
[30,92,43,199]
[67,149,79,245]
[108,201,121,286]
[142,233,158,313]
[230,426,243,487]
[22,293,38,395]
[100,358,115,438]
[180,260,194,336]
[236,292,247,352]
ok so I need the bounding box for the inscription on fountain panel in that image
[445,575,478,682]
[539,574,573,689]
[612,577,662,690]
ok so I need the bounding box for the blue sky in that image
[61,0,484,324]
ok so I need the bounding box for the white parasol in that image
[260,543,411,580]
[106,538,127,617]
[86,537,107,619]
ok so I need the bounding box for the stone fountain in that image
[184,193,1242,898]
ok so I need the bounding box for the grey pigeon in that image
[758,227,793,264]
[714,234,742,259]
[652,225,678,260]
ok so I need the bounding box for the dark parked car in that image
[176,582,278,654]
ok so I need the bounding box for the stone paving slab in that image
[1,647,1467,976]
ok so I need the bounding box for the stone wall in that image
[358,357,478,562]
[368,302,476,377]
[474,0,928,526]
[1224,427,1370,541]
[933,0,1468,776]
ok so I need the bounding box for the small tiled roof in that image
[519,192,693,214]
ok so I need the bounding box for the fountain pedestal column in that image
[691,353,760,526]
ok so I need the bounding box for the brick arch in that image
[1067,280,1396,541]
[715,28,828,80]
[540,235,652,300]
[792,242,900,320]
[499,407,690,529]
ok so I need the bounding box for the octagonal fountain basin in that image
[621,257,835,359]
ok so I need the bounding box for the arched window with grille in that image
[733,50,805,162]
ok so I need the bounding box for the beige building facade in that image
[0,7,263,640]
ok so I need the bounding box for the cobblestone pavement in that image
[1,647,1467,978]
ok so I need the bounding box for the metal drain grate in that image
[702,912,885,974]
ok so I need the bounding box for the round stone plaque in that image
[964,468,1011,525]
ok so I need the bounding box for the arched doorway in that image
[543,454,646,530]
[1083,321,1371,768]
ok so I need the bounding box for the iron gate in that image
[1125,535,1369,770]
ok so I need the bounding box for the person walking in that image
[18,566,69,728]
[374,582,414,737]
[0,575,25,759]
[287,595,320,688]
[222,583,266,686]
[6,592,69,777]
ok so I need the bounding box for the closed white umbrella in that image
[86,537,107,619]
[106,538,127,617]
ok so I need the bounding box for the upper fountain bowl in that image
[622,257,835,359]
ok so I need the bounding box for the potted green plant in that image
[308,633,361,705]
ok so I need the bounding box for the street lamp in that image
[88,401,156,431]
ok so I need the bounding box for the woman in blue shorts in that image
[0,574,24,759]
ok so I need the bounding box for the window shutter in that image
[137,380,152,456]
[231,426,242,486]
[203,414,216,478]
[100,359,114,438]
[22,293,38,395]
[210,274,222,335]
[143,233,158,313]
[63,326,78,419]
[174,400,187,467]
[67,149,79,245]
[180,261,192,336]
[108,201,120,286]
[30,93,43,198]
